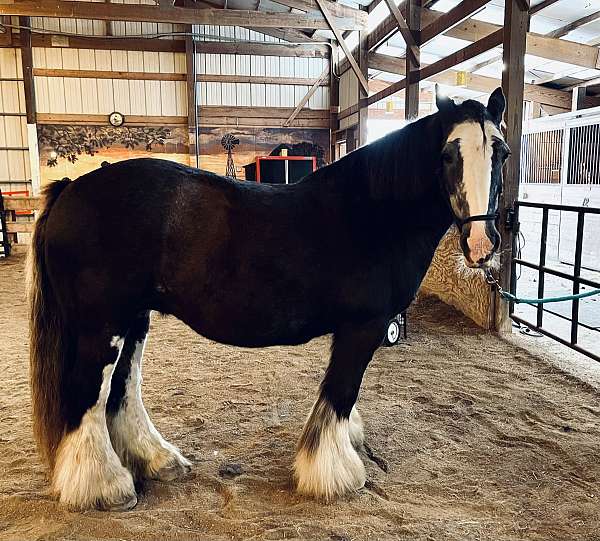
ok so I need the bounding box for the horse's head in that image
[436,87,510,268]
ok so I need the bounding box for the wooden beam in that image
[185,26,198,169]
[405,0,420,120]
[315,0,369,93]
[496,0,528,332]
[266,0,368,27]
[283,66,330,126]
[358,24,368,145]
[418,28,503,81]
[19,17,36,125]
[28,33,187,53]
[369,52,573,108]
[29,34,329,58]
[32,68,329,86]
[341,6,600,75]
[33,68,187,81]
[382,0,419,66]
[447,19,600,71]
[37,109,330,129]
[547,9,600,39]
[572,87,587,111]
[0,1,366,31]
[37,113,189,126]
[420,0,490,45]
[329,41,339,160]
[515,0,530,12]
[249,27,317,43]
[196,40,329,57]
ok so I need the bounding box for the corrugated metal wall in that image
[32,48,188,116]
[27,16,330,114]
[196,26,329,110]
[0,48,30,193]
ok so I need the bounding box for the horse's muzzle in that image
[460,221,500,268]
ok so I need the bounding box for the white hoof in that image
[294,398,366,501]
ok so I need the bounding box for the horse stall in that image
[2,2,600,541]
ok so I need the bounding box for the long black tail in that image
[27,179,72,469]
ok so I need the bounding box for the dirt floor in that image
[1,254,600,541]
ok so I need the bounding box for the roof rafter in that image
[369,51,573,108]
[0,0,367,31]
[548,9,600,39]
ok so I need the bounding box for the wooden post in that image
[358,21,369,147]
[185,25,199,168]
[329,42,339,162]
[405,0,420,120]
[571,87,586,111]
[495,0,529,332]
[19,16,41,196]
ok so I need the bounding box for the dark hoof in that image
[99,492,138,512]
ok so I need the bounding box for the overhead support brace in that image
[419,0,491,46]
[315,0,370,94]
[382,0,419,66]
[284,66,330,127]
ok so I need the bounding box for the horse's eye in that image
[442,152,453,164]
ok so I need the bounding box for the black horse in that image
[28,88,509,510]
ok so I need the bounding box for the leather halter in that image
[455,212,499,230]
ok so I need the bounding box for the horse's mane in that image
[310,112,444,202]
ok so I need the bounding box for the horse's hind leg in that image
[107,312,191,482]
[52,330,137,511]
[293,319,385,501]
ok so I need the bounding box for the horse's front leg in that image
[107,312,191,482]
[293,318,385,501]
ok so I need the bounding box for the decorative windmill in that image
[221,133,240,178]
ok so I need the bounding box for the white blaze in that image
[447,120,503,263]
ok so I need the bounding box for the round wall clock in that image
[108,111,125,127]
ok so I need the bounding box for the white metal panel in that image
[265,84,280,107]
[80,78,100,114]
[280,85,295,107]
[175,81,187,116]
[34,76,50,114]
[251,84,266,107]
[144,81,161,115]
[78,48,97,70]
[96,79,115,113]
[236,83,251,106]
[129,80,147,115]
[113,79,131,114]
[221,82,237,106]
[236,55,251,76]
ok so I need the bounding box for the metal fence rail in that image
[510,200,600,363]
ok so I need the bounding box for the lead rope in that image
[484,269,600,305]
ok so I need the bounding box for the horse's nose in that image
[467,223,493,263]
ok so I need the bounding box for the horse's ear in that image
[487,87,505,125]
[435,84,454,115]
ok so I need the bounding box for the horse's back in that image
[43,159,221,322]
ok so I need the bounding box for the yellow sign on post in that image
[456,71,468,87]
